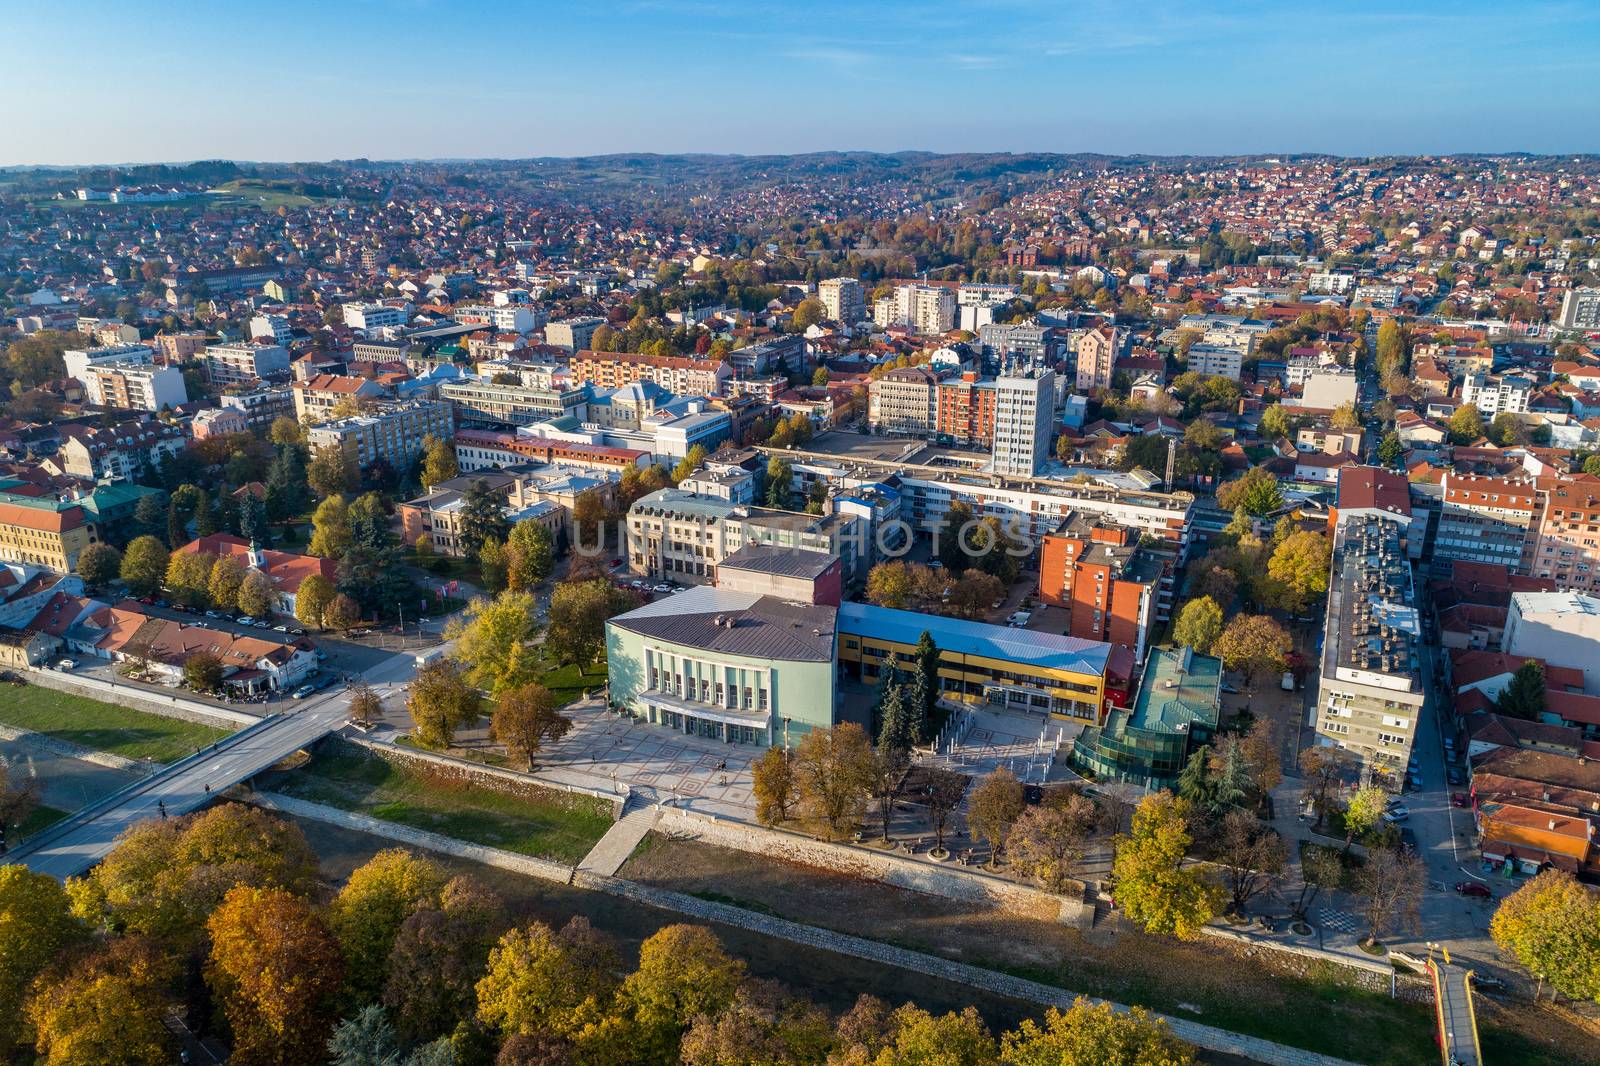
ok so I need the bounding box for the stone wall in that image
[22,667,259,729]
[0,723,150,773]
[330,736,624,819]
[654,806,1091,926]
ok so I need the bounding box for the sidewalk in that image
[577,804,658,876]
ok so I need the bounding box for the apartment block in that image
[875,284,955,334]
[1531,475,1600,592]
[1038,513,1170,661]
[82,361,187,411]
[342,302,408,331]
[1558,287,1600,331]
[199,341,291,386]
[1315,514,1425,774]
[63,344,155,388]
[305,399,454,471]
[1435,473,1537,576]
[935,372,997,445]
[544,316,604,351]
[818,277,865,325]
[440,378,589,427]
[991,370,1055,477]
[1075,325,1120,391]
[569,350,730,396]
[1461,371,1534,416]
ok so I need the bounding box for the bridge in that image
[1428,955,1482,1066]
[11,700,348,881]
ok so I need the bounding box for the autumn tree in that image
[206,884,344,1066]
[922,767,969,856]
[505,519,555,591]
[1172,596,1223,654]
[671,444,708,485]
[1215,466,1283,516]
[1489,869,1600,1002]
[66,803,318,948]
[1341,784,1389,852]
[295,572,335,630]
[385,875,508,1041]
[238,569,275,618]
[450,592,542,696]
[546,579,635,669]
[164,549,213,608]
[866,560,915,609]
[331,849,448,1004]
[752,746,798,826]
[323,591,361,632]
[25,937,171,1066]
[1006,792,1099,893]
[491,683,571,770]
[308,443,356,499]
[1298,745,1353,830]
[407,658,482,749]
[347,679,382,726]
[1215,810,1287,915]
[967,768,1026,866]
[619,924,745,1062]
[792,722,875,840]
[75,542,122,590]
[1329,402,1361,431]
[1110,792,1222,939]
[832,1002,996,1065]
[1211,614,1293,694]
[183,650,224,692]
[679,979,834,1066]
[791,297,828,331]
[1447,403,1485,444]
[0,865,82,1051]
[120,534,169,597]
[208,554,246,612]
[1354,848,1425,949]
[1000,997,1195,1066]
[475,916,621,1042]
[421,434,458,488]
[1266,530,1331,613]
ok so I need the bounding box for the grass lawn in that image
[273,748,613,865]
[17,804,67,840]
[0,684,232,762]
[538,659,609,706]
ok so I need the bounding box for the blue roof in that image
[838,602,1111,678]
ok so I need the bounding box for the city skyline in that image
[7,0,1600,165]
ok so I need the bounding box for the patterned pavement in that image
[535,702,757,808]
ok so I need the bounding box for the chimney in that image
[1549,819,1560,831]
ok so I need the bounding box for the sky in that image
[5,0,1599,165]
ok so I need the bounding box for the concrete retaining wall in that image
[22,667,260,729]
[339,734,624,818]
[250,790,577,884]
[653,806,1090,926]
[0,723,151,773]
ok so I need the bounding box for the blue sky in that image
[6,0,1598,164]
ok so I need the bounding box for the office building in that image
[1038,513,1171,661]
[440,378,589,427]
[342,302,408,331]
[991,370,1056,477]
[1069,646,1221,788]
[868,365,939,436]
[935,372,998,446]
[818,277,866,326]
[625,489,863,585]
[305,399,454,472]
[1314,514,1425,774]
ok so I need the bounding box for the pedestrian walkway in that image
[577,804,658,876]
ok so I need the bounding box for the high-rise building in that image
[818,278,865,326]
[1314,513,1425,775]
[1558,287,1600,331]
[81,361,187,412]
[991,370,1056,477]
[1074,325,1120,391]
[305,399,454,471]
[867,365,939,436]
[875,284,956,335]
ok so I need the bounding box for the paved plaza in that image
[934,707,1083,785]
[536,700,758,810]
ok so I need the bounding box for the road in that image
[14,643,425,881]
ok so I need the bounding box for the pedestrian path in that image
[577,803,658,876]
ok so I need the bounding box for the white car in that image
[55,658,74,671]
[1382,805,1411,822]
[236,616,253,626]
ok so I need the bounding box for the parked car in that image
[290,628,305,636]
[610,557,623,568]
[290,684,315,700]
[204,610,221,619]
[272,625,288,633]
[652,584,672,594]
[1220,682,1239,694]
[1451,792,1470,808]
[1382,805,1410,822]
[1446,766,1466,787]
[314,675,338,691]
[252,620,271,629]
[1454,881,1492,899]
[54,659,74,671]
[235,616,253,625]
[1470,973,1507,994]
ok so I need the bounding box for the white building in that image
[63,344,155,388]
[544,316,604,352]
[1461,372,1534,416]
[455,304,546,334]
[82,361,187,412]
[1504,591,1600,695]
[249,313,293,345]
[342,302,408,331]
[1558,287,1600,331]
[875,284,956,335]
[991,370,1056,477]
[199,341,291,386]
[1300,370,1359,411]
[1186,344,1244,381]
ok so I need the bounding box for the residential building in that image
[74,612,316,694]
[1186,343,1244,381]
[154,331,208,364]
[54,422,185,483]
[305,399,453,472]
[1330,466,1420,558]
[624,489,863,585]
[440,377,589,427]
[454,303,546,334]
[544,316,604,351]
[1435,473,1537,576]
[1314,514,1426,774]
[1504,591,1600,695]
[1038,513,1171,661]
[342,302,408,331]
[868,365,939,436]
[1461,371,1535,416]
[991,369,1055,477]
[1531,476,1600,592]
[1075,325,1120,391]
[1299,370,1359,411]
[63,343,155,388]
[249,313,293,345]
[199,341,291,386]
[291,374,390,423]
[876,284,956,334]
[191,407,249,440]
[220,383,296,433]
[981,321,1055,372]
[935,372,998,445]
[818,277,866,325]
[81,361,187,411]
[569,350,730,397]
[453,430,648,475]
[1069,646,1221,789]
[837,602,1110,724]
[0,502,99,572]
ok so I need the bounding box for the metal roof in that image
[610,585,836,663]
[838,602,1111,678]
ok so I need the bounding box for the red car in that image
[1450,792,1470,808]
[1455,881,1492,899]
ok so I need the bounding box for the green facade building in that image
[1069,646,1221,789]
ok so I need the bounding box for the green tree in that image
[1341,784,1388,851]
[119,535,169,597]
[1329,402,1361,431]
[1447,403,1485,444]
[912,630,939,742]
[791,297,828,331]
[478,537,508,594]
[407,658,482,749]
[75,542,122,589]
[1000,997,1195,1066]
[308,444,356,499]
[1110,792,1222,940]
[812,365,831,387]
[1377,431,1404,467]
[546,579,634,669]
[1495,660,1546,720]
[1215,466,1282,516]
[619,924,745,1060]
[449,592,542,696]
[876,674,913,756]
[308,495,351,558]
[1490,869,1600,1002]
[330,849,448,1005]
[420,434,458,489]
[165,550,214,609]
[269,416,304,447]
[505,519,555,591]
[458,479,511,557]
[238,569,274,618]
[1258,404,1299,441]
[671,444,708,485]
[1172,596,1223,653]
[765,456,794,510]
[0,865,83,1051]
